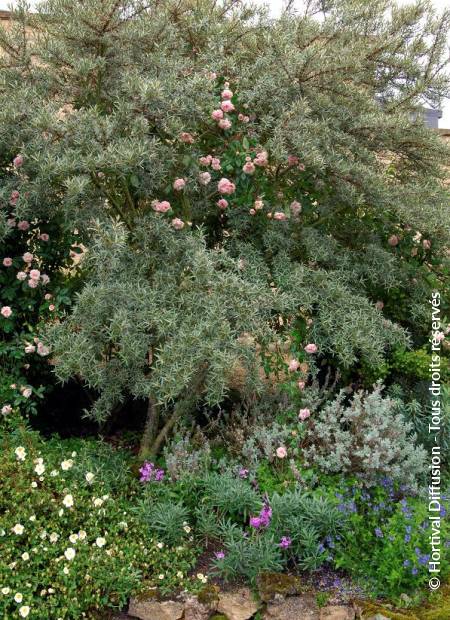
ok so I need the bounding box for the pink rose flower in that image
[254,199,264,210]
[3,257,12,267]
[388,235,399,247]
[23,252,33,263]
[199,155,212,166]
[249,208,256,215]
[39,233,49,241]
[16,271,27,281]
[1,404,12,415]
[221,100,235,113]
[422,239,431,250]
[298,163,306,171]
[152,200,171,213]
[276,446,287,459]
[28,279,38,288]
[211,158,221,171]
[207,71,217,80]
[304,343,318,354]
[218,118,232,130]
[171,218,185,230]
[37,342,50,356]
[273,212,287,221]
[44,293,52,300]
[29,269,40,281]
[288,359,300,372]
[180,132,194,144]
[217,198,228,209]
[13,154,23,168]
[7,218,16,227]
[243,160,255,175]
[25,344,36,353]
[17,220,30,231]
[211,109,224,121]
[254,151,268,167]
[297,380,305,390]
[298,408,311,421]
[48,304,55,311]
[10,190,19,205]
[435,331,445,342]
[173,178,186,191]
[1,306,12,318]
[287,155,299,166]
[21,386,32,398]
[199,172,211,185]
[238,113,249,123]
[218,178,236,195]
[221,88,233,100]
[41,274,50,285]
[290,201,302,216]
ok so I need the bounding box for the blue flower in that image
[404,534,411,543]
[375,528,383,538]
[411,568,418,576]
[403,559,410,567]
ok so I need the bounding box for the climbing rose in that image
[287,155,299,166]
[211,109,224,120]
[173,178,186,191]
[218,118,232,130]
[388,235,399,247]
[21,387,32,398]
[243,160,255,174]
[199,172,211,185]
[218,178,235,195]
[276,446,287,459]
[28,279,38,289]
[249,208,256,215]
[217,198,228,209]
[422,239,431,250]
[13,154,23,168]
[1,306,12,318]
[297,380,306,390]
[41,274,50,285]
[288,359,300,372]
[29,269,40,281]
[254,151,268,166]
[290,200,302,216]
[17,220,29,231]
[238,113,249,122]
[199,155,212,166]
[3,257,12,267]
[299,408,311,421]
[152,200,171,213]
[10,190,19,205]
[254,199,264,210]
[273,212,287,221]
[25,344,36,354]
[39,233,49,241]
[16,271,27,281]
[211,157,221,170]
[23,252,33,263]
[221,100,235,113]
[304,343,318,354]
[171,218,185,230]
[180,132,194,144]
[221,88,233,100]
[2,404,12,415]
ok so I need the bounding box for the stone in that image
[320,606,355,620]
[257,572,302,602]
[217,588,259,620]
[127,598,184,620]
[184,596,212,620]
[369,616,392,620]
[264,594,320,620]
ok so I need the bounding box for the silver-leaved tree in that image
[0,0,449,453]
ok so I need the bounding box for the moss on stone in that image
[257,572,303,602]
[197,584,220,607]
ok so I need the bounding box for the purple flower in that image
[250,516,262,529]
[375,528,383,538]
[259,504,272,527]
[154,469,165,482]
[215,551,225,560]
[278,536,292,549]
[403,559,410,567]
[404,534,411,543]
[440,506,447,517]
[238,468,249,479]
[412,568,418,576]
[139,461,154,482]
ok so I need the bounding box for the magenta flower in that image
[214,551,225,560]
[238,468,249,479]
[249,516,262,529]
[279,536,292,549]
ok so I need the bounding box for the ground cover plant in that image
[0,0,450,617]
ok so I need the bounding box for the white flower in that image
[183,525,191,533]
[60,459,73,471]
[21,387,32,398]
[29,515,36,522]
[69,534,78,544]
[40,531,47,540]
[48,588,55,594]
[63,566,69,575]
[93,498,103,507]
[49,533,59,543]
[62,494,73,508]
[21,552,30,561]
[34,457,43,464]
[15,447,26,461]
[58,509,64,517]
[64,548,76,561]
[95,537,106,548]
[19,605,30,618]
[78,530,87,540]
[71,451,77,457]
[34,463,45,476]
[85,472,94,483]
[156,542,164,549]
[176,571,183,579]
[1,587,10,594]
[158,574,165,580]
[31,482,37,488]
[12,524,24,535]
[14,592,23,603]
[118,521,128,530]
[50,470,58,477]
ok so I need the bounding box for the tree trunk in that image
[139,397,159,460]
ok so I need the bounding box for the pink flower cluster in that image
[139,461,165,483]
[218,178,235,195]
[249,502,272,529]
[152,200,171,213]
[211,82,235,131]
